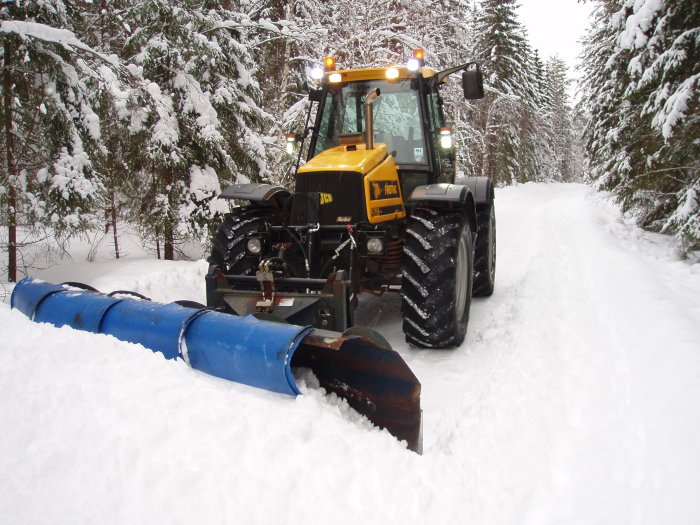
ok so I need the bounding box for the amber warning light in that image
[407,49,425,72]
[413,49,425,65]
[324,56,336,71]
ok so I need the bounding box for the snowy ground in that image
[1,183,699,524]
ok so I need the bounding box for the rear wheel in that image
[401,208,473,348]
[472,203,496,296]
[209,207,275,275]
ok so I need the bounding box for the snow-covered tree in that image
[246,0,328,185]
[112,0,273,259]
[544,55,575,181]
[581,0,699,253]
[317,0,417,68]
[0,1,113,280]
[470,0,539,184]
[580,0,626,184]
[623,0,699,251]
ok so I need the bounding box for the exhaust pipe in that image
[364,88,381,149]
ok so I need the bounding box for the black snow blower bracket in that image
[206,266,351,332]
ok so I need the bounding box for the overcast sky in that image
[516,0,594,72]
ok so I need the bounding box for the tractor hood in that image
[298,143,389,175]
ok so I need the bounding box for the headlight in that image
[440,128,452,149]
[366,237,384,254]
[247,237,262,254]
[285,134,297,155]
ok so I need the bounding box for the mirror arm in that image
[430,61,478,87]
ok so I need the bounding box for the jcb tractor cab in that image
[207,49,496,349]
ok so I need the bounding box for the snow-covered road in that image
[1,184,699,524]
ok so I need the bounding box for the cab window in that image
[427,90,455,182]
[313,79,428,165]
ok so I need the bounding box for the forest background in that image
[1,0,698,282]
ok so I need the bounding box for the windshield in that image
[313,79,427,165]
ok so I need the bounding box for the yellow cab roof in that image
[324,65,438,83]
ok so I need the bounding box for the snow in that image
[189,164,223,205]
[145,82,179,149]
[0,20,116,65]
[1,184,700,524]
[654,73,700,139]
[619,0,664,50]
[405,226,432,250]
[50,143,98,201]
[1,20,85,51]
[403,247,430,274]
[173,72,224,143]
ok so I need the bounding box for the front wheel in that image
[208,206,277,275]
[401,208,473,348]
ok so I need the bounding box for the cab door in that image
[425,88,456,184]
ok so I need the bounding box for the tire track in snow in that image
[358,183,700,524]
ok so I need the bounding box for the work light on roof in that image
[386,67,400,79]
[440,127,452,149]
[310,67,324,81]
[286,134,297,154]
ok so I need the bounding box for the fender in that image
[407,183,477,232]
[460,176,494,206]
[220,183,291,208]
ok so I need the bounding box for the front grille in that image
[292,171,367,225]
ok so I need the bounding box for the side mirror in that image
[309,89,323,102]
[462,67,484,100]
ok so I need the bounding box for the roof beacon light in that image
[413,49,425,66]
[386,67,400,80]
[323,56,336,71]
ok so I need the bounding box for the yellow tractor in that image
[10,52,496,455]
[207,50,495,348]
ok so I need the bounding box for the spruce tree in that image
[471,0,539,184]
[249,0,328,185]
[581,0,699,253]
[1,1,111,280]
[544,55,574,181]
[623,0,699,251]
[113,0,272,259]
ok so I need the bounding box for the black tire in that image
[401,208,473,348]
[208,207,274,275]
[472,203,496,297]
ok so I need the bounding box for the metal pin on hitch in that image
[255,260,275,312]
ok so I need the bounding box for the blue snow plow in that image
[11,277,422,452]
